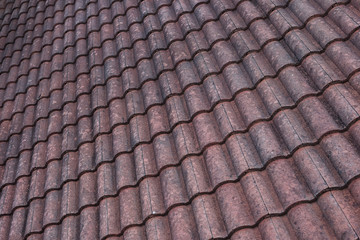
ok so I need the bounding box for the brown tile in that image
[1,0,360,239]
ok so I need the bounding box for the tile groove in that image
[0,31,360,211]
[0,0,353,140]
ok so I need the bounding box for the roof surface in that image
[1,0,360,239]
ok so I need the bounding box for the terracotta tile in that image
[249,122,289,163]
[24,199,45,236]
[143,216,170,240]
[79,207,99,240]
[0,216,10,239]
[134,144,157,181]
[99,197,121,238]
[168,205,200,239]
[1,0,360,239]
[293,146,344,195]
[160,167,188,208]
[43,225,60,240]
[123,226,146,240]
[203,145,237,186]
[273,109,316,151]
[60,215,80,240]
[213,102,245,136]
[321,133,360,182]
[8,208,27,240]
[181,156,212,197]
[192,195,228,239]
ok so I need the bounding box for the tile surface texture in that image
[1,0,360,239]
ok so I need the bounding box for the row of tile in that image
[0,0,360,214]
[1,4,360,140]
[0,0,358,123]
[0,0,167,51]
[1,0,358,186]
[2,114,360,207]
[0,0,288,85]
[1,0,360,239]
[0,0,24,27]
[2,81,360,223]
[0,0,353,74]
[0,0,283,47]
[1,56,360,188]
[0,0,251,54]
[1,0,355,46]
[3,187,360,240]
[2,188,360,240]
[2,31,360,163]
[1,135,360,239]
[2,98,360,193]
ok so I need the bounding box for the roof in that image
[1,0,360,239]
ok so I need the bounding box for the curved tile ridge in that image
[212,177,360,240]
[0,0,50,51]
[0,0,92,62]
[0,17,358,164]
[0,0,353,133]
[0,0,358,238]
[2,78,360,220]
[0,1,351,126]
[0,0,160,52]
[1,30,357,145]
[1,0,351,70]
[0,0,278,109]
[0,0,115,61]
[0,0,283,83]
[0,0,28,30]
[103,177,360,240]
[0,0,238,63]
[20,115,360,239]
[0,22,359,176]
[0,29,360,198]
[0,0,41,32]
[0,0,348,93]
[0,0,352,123]
[0,0,40,25]
[0,0,69,38]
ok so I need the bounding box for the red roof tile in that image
[1,0,360,239]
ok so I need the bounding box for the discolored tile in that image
[1,0,360,239]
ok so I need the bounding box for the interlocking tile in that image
[1,0,360,239]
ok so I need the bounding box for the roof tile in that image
[1,0,360,239]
